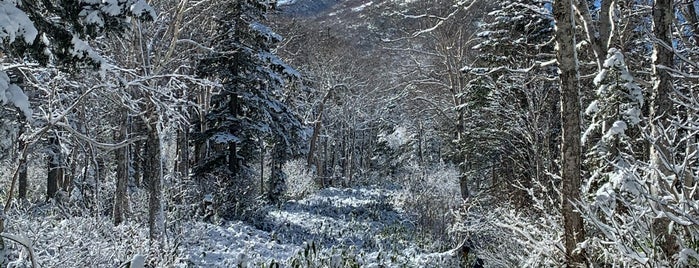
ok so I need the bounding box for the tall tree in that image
[650,0,678,258]
[553,0,586,265]
[583,48,644,197]
[467,0,558,205]
[194,0,305,212]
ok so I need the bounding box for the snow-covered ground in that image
[1,186,460,267]
[276,0,297,6]
[175,187,461,267]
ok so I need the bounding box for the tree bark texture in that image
[114,112,130,226]
[554,0,586,266]
[145,127,162,240]
[47,133,63,201]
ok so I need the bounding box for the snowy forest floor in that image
[178,187,461,267]
[2,187,462,267]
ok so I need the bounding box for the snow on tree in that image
[583,48,644,202]
[0,0,154,116]
[2,0,154,69]
[465,0,558,205]
[553,0,586,265]
[193,0,306,213]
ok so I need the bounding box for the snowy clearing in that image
[3,187,460,267]
[176,187,460,267]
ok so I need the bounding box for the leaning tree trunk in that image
[554,0,586,266]
[650,0,678,258]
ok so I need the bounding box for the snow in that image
[352,1,374,12]
[129,0,156,19]
[78,0,155,27]
[0,71,32,120]
[585,100,599,115]
[679,248,699,264]
[100,0,122,16]
[69,35,108,76]
[211,132,240,144]
[378,126,410,150]
[130,254,145,268]
[604,120,627,139]
[81,10,105,27]
[6,84,31,119]
[581,122,598,145]
[250,22,282,43]
[0,2,38,44]
[176,187,458,267]
[593,69,607,86]
[277,0,297,6]
[176,221,297,267]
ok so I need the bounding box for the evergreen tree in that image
[0,0,155,118]
[2,0,155,69]
[583,48,644,202]
[194,0,305,213]
[465,0,558,204]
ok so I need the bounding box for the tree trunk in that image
[175,127,190,178]
[320,136,327,187]
[576,0,614,70]
[347,128,354,186]
[682,2,699,45]
[194,88,209,168]
[114,111,130,226]
[228,94,241,175]
[260,138,265,194]
[144,127,163,240]
[650,0,678,258]
[680,2,699,201]
[47,133,63,201]
[307,90,332,168]
[459,164,470,200]
[268,141,285,203]
[554,0,586,265]
[17,139,27,201]
[132,140,144,187]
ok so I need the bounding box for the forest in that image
[0,0,697,267]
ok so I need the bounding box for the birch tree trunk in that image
[554,0,586,265]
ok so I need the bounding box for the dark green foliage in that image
[193,0,306,210]
[3,0,155,69]
[463,0,559,205]
[474,0,554,66]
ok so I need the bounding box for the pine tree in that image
[194,0,305,213]
[2,0,155,69]
[465,0,559,204]
[0,0,155,120]
[583,48,644,202]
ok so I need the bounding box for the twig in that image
[1,233,38,268]
[4,143,29,211]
